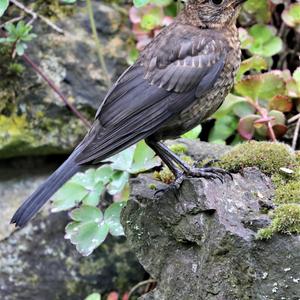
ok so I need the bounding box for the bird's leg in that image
[147,140,232,183]
[146,139,184,190]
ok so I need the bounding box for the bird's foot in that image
[184,166,233,183]
[154,172,185,196]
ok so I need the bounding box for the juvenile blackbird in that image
[11,0,245,227]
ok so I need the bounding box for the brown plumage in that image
[11,0,245,227]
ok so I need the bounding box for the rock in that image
[0,0,130,158]
[121,143,300,300]
[0,156,61,240]
[0,214,145,300]
[0,156,146,300]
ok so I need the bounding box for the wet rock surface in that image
[121,143,300,300]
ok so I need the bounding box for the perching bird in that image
[11,0,245,227]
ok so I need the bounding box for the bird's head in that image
[182,0,246,28]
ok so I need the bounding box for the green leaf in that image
[104,145,135,171]
[151,0,172,7]
[209,115,238,143]
[16,43,26,56]
[108,171,129,195]
[129,140,160,173]
[66,206,109,256]
[85,293,101,300]
[106,141,159,174]
[51,182,88,212]
[282,3,300,33]
[140,7,163,31]
[237,56,268,81]
[243,0,271,23]
[181,125,202,139]
[94,165,114,185]
[213,93,247,119]
[0,0,9,17]
[104,202,126,236]
[232,101,255,118]
[133,0,150,8]
[235,72,286,101]
[70,206,103,223]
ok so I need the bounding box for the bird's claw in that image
[185,166,233,183]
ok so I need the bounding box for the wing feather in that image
[75,25,228,165]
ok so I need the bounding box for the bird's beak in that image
[233,0,246,8]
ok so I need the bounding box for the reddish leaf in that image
[269,95,293,112]
[272,124,288,138]
[107,292,119,300]
[238,114,260,140]
[122,293,129,300]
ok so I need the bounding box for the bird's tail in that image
[11,147,82,227]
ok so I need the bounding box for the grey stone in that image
[0,157,146,300]
[121,144,300,300]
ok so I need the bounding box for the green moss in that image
[216,141,296,175]
[153,166,175,184]
[33,0,77,19]
[148,183,157,190]
[210,141,300,239]
[257,204,300,239]
[0,110,87,158]
[8,63,25,75]
[274,180,300,205]
[169,143,188,155]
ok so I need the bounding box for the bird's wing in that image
[76,25,228,164]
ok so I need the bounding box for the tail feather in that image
[11,149,82,227]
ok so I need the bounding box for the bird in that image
[11,0,245,227]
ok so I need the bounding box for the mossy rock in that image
[257,204,300,239]
[216,141,297,175]
[213,141,300,239]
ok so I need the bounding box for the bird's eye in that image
[211,0,223,5]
